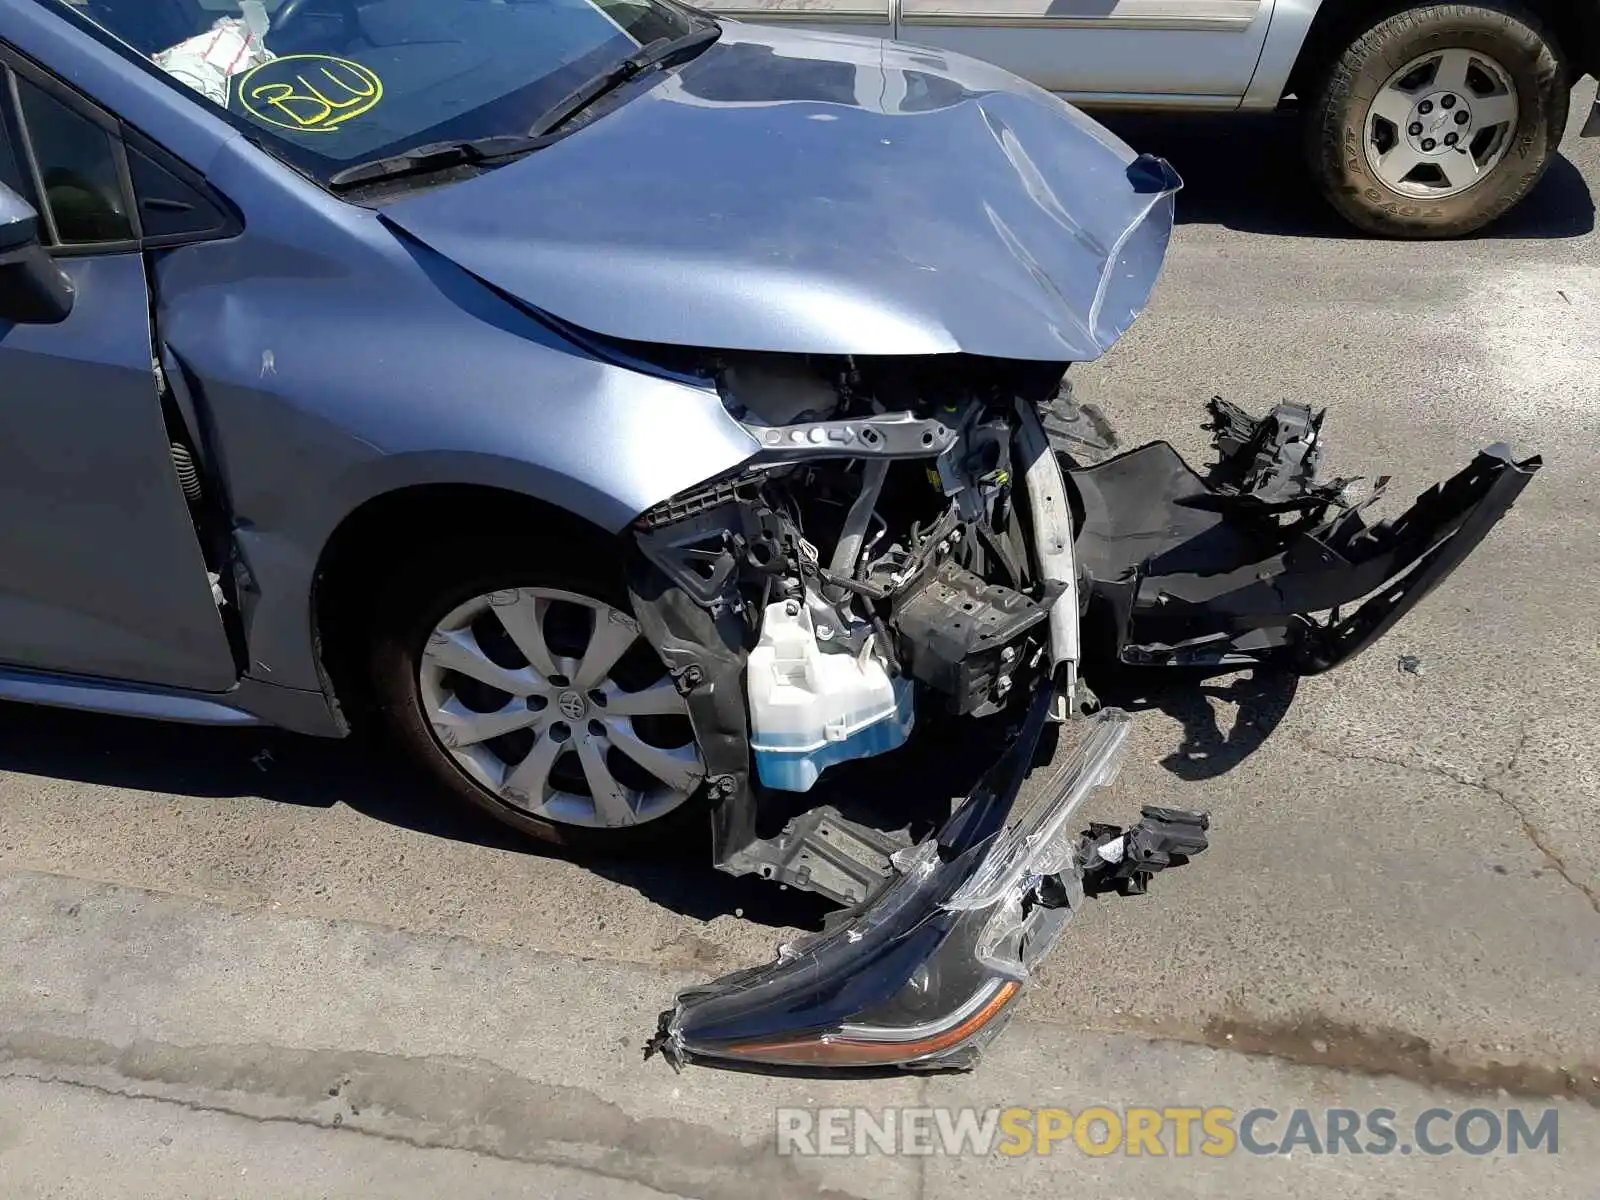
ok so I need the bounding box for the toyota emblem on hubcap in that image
[557,690,587,721]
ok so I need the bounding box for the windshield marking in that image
[50,0,703,186]
[236,55,384,133]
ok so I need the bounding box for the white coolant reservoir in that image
[747,600,914,792]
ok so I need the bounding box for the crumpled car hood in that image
[380,23,1179,360]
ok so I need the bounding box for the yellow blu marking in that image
[237,54,383,133]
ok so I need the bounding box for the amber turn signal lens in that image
[720,980,1021,1067]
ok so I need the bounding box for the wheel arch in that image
[310,482,625,730]
[236,431,754,706]
[1281,0,1581,104]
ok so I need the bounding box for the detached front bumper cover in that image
[1070,402,1543,674]
[645,683,1201,1073]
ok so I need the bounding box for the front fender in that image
[157,155,760,692]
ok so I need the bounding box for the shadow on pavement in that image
[1087,665,1300,782]
[0,699,836,930]
[1096,109,1596,240]
[0,667,1288,928]
[0,699,516,843]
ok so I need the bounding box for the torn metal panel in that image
[746,412,960,462]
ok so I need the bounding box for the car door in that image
[0,49,237,693]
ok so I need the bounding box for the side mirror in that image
[0,183,74,324]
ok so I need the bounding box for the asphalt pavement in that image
[1,80,1596,1198]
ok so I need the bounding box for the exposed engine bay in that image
[639,356,1074,757]
[626,355,1085,901]
[628,351,1540,1075]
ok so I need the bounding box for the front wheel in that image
[1305,3,1569,238]
[366,536,710,853]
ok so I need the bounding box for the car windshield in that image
[51,0,699,184]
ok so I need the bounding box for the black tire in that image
[1305,2,1569,238]
[366,534,711,856]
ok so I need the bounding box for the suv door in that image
[694,1,1277,107]
[690,0,893,38]
[909,1,1277,106]
[0,50,237,692]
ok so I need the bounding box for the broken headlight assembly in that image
[646,685,1208,1071]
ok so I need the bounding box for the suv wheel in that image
[1306,3,1568,237]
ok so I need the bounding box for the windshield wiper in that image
[328,134,553,191]
[526,24,720,138]
[326,23,720,192]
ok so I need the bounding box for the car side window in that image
[10,72,135,246]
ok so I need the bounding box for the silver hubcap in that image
[419,588,703,828]
[1364,48,1518,199]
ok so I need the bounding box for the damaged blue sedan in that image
[0,0,1538,1072]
